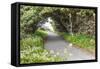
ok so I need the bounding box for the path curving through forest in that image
[44,31,95,61]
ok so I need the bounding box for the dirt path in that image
[44,31,95,61]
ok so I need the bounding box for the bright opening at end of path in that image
[42,17,54,32]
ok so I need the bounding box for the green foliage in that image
[20,36,43,51]
[20,5,96,37]
[20,28,47,51]
[20,5,44,39]
[20,29,64,64]
[61,33,95,53]
[20,5,96,63]
[34,29,47,38]
[20,47,63,64]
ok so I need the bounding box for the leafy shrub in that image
[20,30,64,64]
[20,47,63,64]
[20,36,43,51]
[34,29,47,38]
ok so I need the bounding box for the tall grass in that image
[61,33,95,53]
[20,36,43,51]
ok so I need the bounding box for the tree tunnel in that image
[20,5,96,64]
[24,10,73,34]
[20,5,96,39]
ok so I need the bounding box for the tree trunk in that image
[69,13,73,35]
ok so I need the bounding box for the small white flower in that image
[50,50,54,54]
[53,55,57,57]
[69,43,73,47]
[69,53,73,56]
[56,52,60,55]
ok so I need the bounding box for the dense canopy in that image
[20,5,96,39]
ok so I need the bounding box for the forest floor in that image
[44,31,95,61]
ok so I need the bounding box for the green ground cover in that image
[20,29,64,64]
[60,33,95,53]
